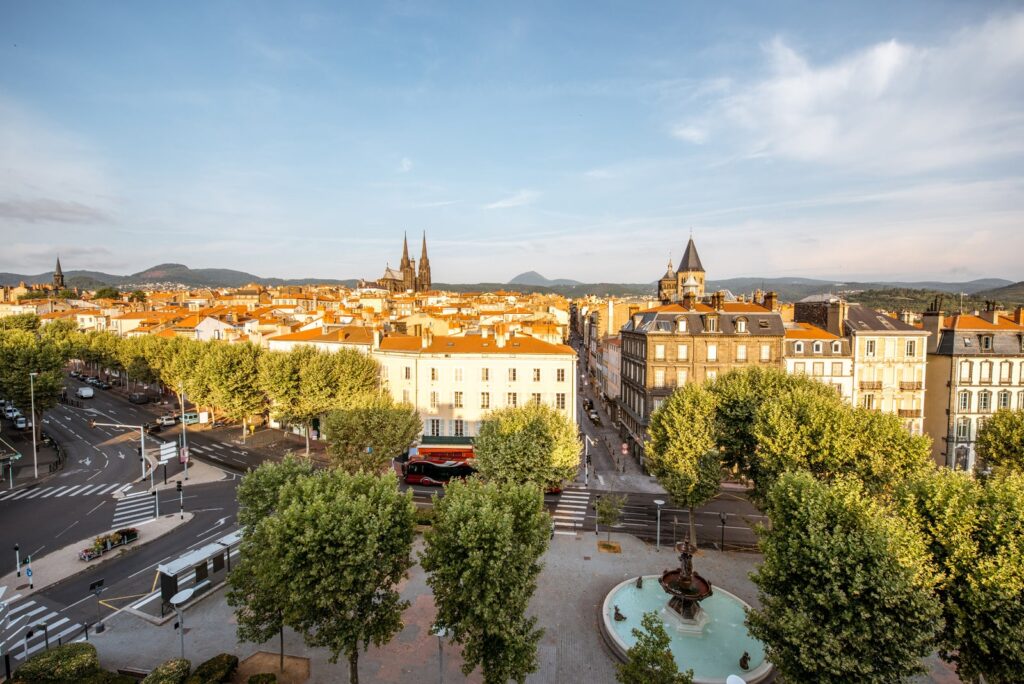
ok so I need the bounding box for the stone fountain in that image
[659,539,714,632]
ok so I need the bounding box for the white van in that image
[76,386,95,399]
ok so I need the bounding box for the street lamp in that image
[719,511,728,551]
[653,500,666,551]
[29,372,38,478]
[178,384,189,481]
[89,579,105,634]
[170,588,195,661]
[14,544,20,577]
[431,625,449,684]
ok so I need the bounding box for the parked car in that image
[156,415,178,427]
[3,405,18,419]
[70,370,81,379]
[145,422,163,434]
[97,381,111,390]
[583,398,594,411]
[589,410,601,426]
[128,392,150,404]
[76,386,94,399]
[181,411,200,425]
[14,416,30,430]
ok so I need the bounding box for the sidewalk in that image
[0,431,66,489]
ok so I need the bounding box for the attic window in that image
[758,320,769,328]
[963,337,972,346]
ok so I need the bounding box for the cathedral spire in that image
[400,232,411,269]
[53,256,65,290]
[417,231,432,291]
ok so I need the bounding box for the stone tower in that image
[657,255,676,304]
[53,257,65,290]
[676,237,705,299]
[417,232,431,292]
[400,233,416,291]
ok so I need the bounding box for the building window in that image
[404,366,411,380]
[430,391,438,409]
[794,362,806,374]
[1019,390,1024,409]
[862,394,875,410]
[402,389,410,403]
[454,420,465,437]
[905,340,916,357]
[706,370,717,382]
[431,367,438,382]
[530,393,541,404]
[793,342,804,354]
[679,368,688,384]
[760,344,771,361]
[454,368,463,382]
[556,393,566,410]
[481,392,490,409]
[959,361,972,382]
[706,316,719,333]
[1000,361,1012,383]
[507,392,517,407]
[653,398,664,412]
[865,340,876,357]
[813,341,823,354]
[557,368,565,382]
[707,343,718,362]
[832,341,842,353]
[676,318,687,332]
[956,417,970,440]
[482,367,490,382]
[654,344,665,361]
[998,390,1011,410]
[813,362,825,377]
[454,391,463,408]
[981,335,993,351]
[980,362,993,384]
[736,345,747,362]
[736,318,747,333]
[677,344,688,360]
[958,391,971,412]
[831,362,843,376]
[654,368,666,388]
[430,419,441,437]
[979,391,992,412]
[533,368,541,382]
[509,368,517,382]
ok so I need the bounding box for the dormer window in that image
[705,315,719,333]
[832,341,842,353]
[735,318,747,334]
[677,318,687,333]
[794,342,804,353]
[812,341,823,354]
[980,335,993,351]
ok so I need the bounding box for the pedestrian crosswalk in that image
[0,482,132,502]
[0,595,85,661]
[111,491,156,527]
[552,488,591,536]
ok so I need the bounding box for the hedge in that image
[14,642,100,682]
[248,675,277,684]
[80,672,138,684]
[141,659,191,684]
[183,653,238,684]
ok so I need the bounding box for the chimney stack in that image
[900,310,913,325]
[682,292,694,310]
[764,291,779,312]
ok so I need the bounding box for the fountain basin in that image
[601,575,773,684]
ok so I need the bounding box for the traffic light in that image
[176,481,182,493]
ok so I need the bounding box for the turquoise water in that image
[606,580,766,681]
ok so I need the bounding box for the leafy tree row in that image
[228,458,550,683]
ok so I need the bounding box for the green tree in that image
[269,470,414,684]
[128,290,147,302]
[0,329,65,442]
[750,384,931,503]
[329,347,381,399]
[473,403,581,490]
[203,342,264,441]
[616,612,693,684]
[898,470,1024,683]
[0,313,40,331]
[258,349,303,428]
[748,471,942,684]
[594,493,627,543]
[322,393,421,473]
[227,455,316,672]
[421,478,549,684]
[93,286,121,300]
[646,384,721,545]
[976,409,1024,475]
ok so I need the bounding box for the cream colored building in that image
[374,331,577,442]
[783,322,854,403]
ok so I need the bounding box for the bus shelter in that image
[157,530,242,616]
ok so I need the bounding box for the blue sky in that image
[2,1,1022,283]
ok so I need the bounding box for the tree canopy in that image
[322,392,421,473]
[421,478,549,684]
[473,403,581,490]
[975,409,1024,476]
[616,612,693,684]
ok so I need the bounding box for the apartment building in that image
[922,304,1024,471]
[374,330,577,448]
[783,322,854,403]
[795,297,929,434]
[619,292,785,464]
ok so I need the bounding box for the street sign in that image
[25,568,32,578]
[159,442,176,463]
[179,447,189,464]
[621,442,628,456]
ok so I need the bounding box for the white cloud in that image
[484,189,540,210]
[671,125,708,144]
[398,157,414,173]
[684,13,1024,173]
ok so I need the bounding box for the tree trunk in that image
[348,651,359,684]
[689,505,697,548]
[241,417,247,444]
[279,624,285,672]
[305,422,311,456]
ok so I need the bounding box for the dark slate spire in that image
[53,257,65,289]
[677,237,704,273]
[400,233,411,269]
[417,232,431,291]
[55,257,63,276]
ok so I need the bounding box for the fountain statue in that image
[659,539,713,622]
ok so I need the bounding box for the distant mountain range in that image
[1,264,1019,307]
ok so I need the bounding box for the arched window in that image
[1000,361,1013,383]
[959,360,972,382]
[980,361,993,384]
[955,417,971,440]
[735,317,747,333]
[978,390,992,412]
[794,342,804,353]
[958,391,971,412]
[812,341,823,354]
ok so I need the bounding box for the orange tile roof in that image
[378,333,574,355]
[784,322,839,340]
[942,314,1024,331]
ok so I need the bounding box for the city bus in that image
[402,457,476,486]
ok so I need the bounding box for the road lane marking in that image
[55,520,79,538]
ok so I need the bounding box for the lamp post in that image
[178,384,189,480]
[29,372,38,478]
[1,587,10,681]
[14,544,20,577]
[170,588,195,661]
[719,511,728,551]
[177,480,184,519]
[654,499,665,551]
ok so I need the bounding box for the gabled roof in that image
[941,314,1024,331]
[677,237,704,273]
